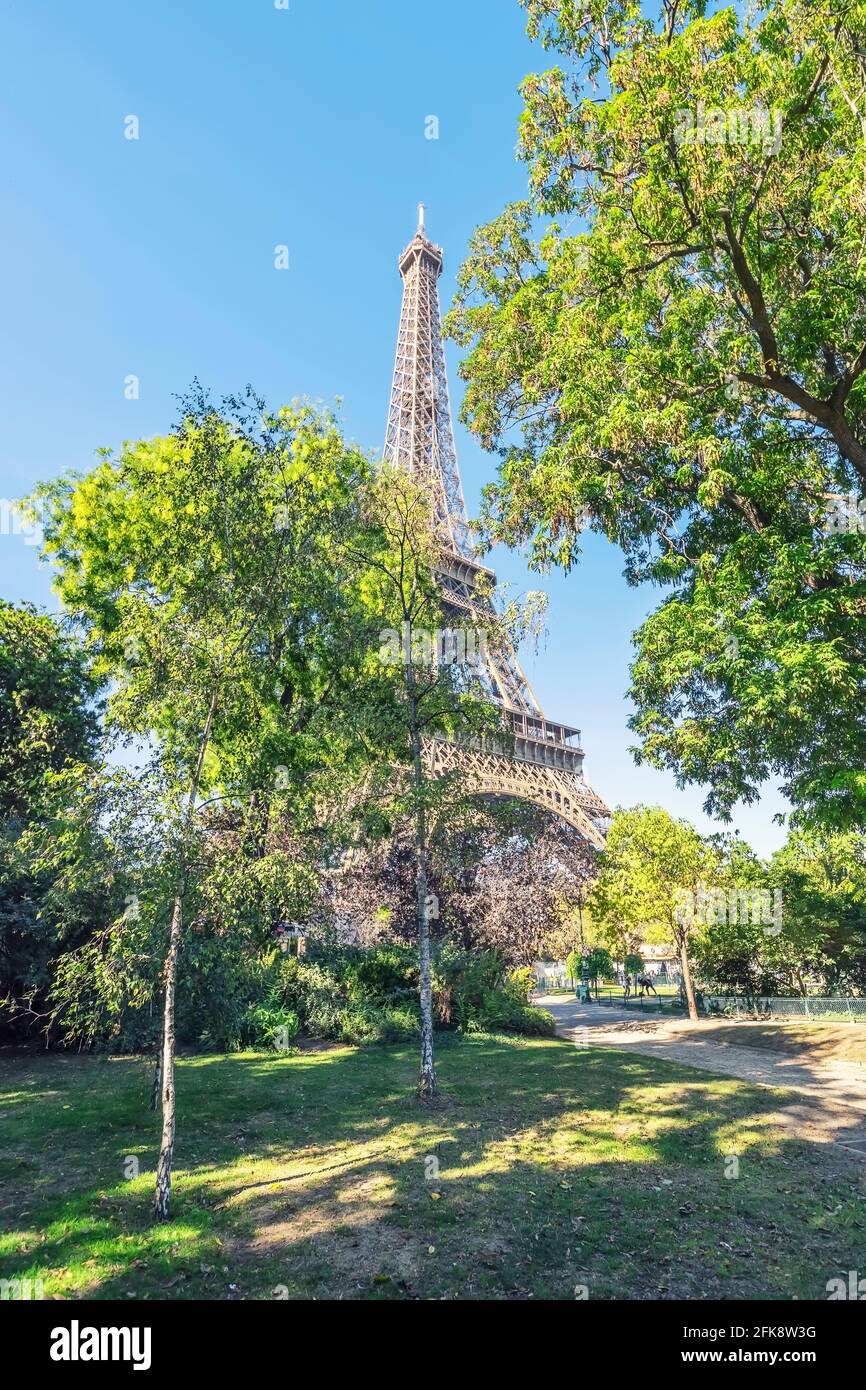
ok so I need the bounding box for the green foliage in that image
[0,601,100,823]
[590,806,716,951]
[33,388,392,808]
[470,991,556,1037]
[1,763,160,1045]
[0,605,104,1040]
[448,0,866,830]
[436,946,500,1029]
[277,948,420,1045]
[694,828,866,995]
[565,949,583,981]
[435,946,555,1036]
[584,946,613,988]
[270,943,555,1045]
[344,944,418,1003]
[14,388,414,1073]
[243,1001,299,1052]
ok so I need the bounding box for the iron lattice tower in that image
[384,207,610,848]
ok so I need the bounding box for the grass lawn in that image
[698,1021,866,1063]
[1,1034,864,1301]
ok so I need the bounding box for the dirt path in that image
[536,993,866,1155]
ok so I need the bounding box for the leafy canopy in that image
[447,0,866,829]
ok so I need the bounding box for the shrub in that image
[244,1002,299,1051]
[278,957,346,1038]
[336,1001,418,1045]
[434,947,555,1037]
[471,990,556,1037]
[276,947,421,1044]
[503,966,534,1003]
[79,936,557,1053]
[435,947,503,1030]
[344,943,417,1001]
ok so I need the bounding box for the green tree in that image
[586,849,647,981]
[692,832,776,995]
[768,830,866,993]
[691,828,866,996]
[361,464,503,1097]
[35,386,391,1217]
[589,806,718,1018]
[447,0,866,830]
[19,765,170,1050]
[0,601,99,822]
[0,603,101,1037]
[566,944,612,995]
[583,945,613,996]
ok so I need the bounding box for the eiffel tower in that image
[383,207,610,849]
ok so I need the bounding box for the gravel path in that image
[536,993,866,1154]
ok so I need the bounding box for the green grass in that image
[1,1035,864,1301]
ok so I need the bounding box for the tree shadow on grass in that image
[1,1037,864,1301]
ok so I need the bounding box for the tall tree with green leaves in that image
[690,827,866,994]
[362,464,505,1097]
[447,0,866,830]
[0,603,101,1036]
[0,602,99,823]
[768,829,866,993]
[589,806,718,1017]
[35,387,392,1217]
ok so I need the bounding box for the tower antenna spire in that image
[417,201,425,235]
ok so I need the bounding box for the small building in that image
[534,944,682,990]
[533,959,573,990]
[615,944,681,981]
[636,944,681,980]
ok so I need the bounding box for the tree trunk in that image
[149,1031,162,1112]
[152,686,219,1222]
[409,689,437,1100]
[678,936,699,1020]
[416,851,438,1099]
[154,895,182,1219]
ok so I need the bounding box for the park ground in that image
[2,1029,866,1301]
[538,994,866,1152]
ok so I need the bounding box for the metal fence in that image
[704,994,866,1021]
[595,987,683,1013]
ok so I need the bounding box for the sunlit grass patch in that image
[1,1036,863,1300]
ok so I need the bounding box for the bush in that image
[336,1001,418,1045]
[344,944,417,1002]
[278,957,346,1038]
[435,947,502,1030]
[503,966,534,1003]
[276,948,421,1044]
[66,935,557,1053]
[470,990,556,1037]
[242,999,299,1051]
[433,947,555,1037]
[272,942,556,1044]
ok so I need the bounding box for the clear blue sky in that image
[0,0,789,856]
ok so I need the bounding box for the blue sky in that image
[0,0,788,855]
